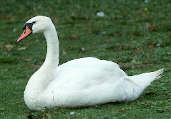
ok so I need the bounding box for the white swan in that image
[17,16,164,110]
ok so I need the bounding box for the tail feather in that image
[125,69,164,88]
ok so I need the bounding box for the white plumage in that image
[19,16,163,110]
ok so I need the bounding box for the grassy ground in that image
[0,0,171,118]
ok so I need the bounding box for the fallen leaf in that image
[5,44,13,52]
[8,17,15,22]
[148,45,154,48]
[30,64,41,70]
[24,58,32,62]
[116,109,126,113]
[168,33,171,37]
[16,101,24,104]
[144,104,151,108]
[113,33,122,37]
[0,44,2,50]
[18,47,27,51]
[71,35,78,40]
[88,30,92,34]
[92,42,97,45]
[87,24,91,27]
[149,24,156,32]
[145,91,155,95]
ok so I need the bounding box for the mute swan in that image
[17,16,163,110]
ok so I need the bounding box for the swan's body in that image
[18,16,163,110]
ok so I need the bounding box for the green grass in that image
[0,0,171,118]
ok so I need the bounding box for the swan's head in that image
[17,16,52,42]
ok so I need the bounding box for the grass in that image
[0,0,171,118]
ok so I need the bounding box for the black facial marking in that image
[23,21,36,30]
[32,21,36,24]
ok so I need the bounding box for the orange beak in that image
[17,26,32,42]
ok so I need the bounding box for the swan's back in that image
[57,57,126,77]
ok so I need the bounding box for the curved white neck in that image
[24,23,60,109]
[42,24,59,68]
